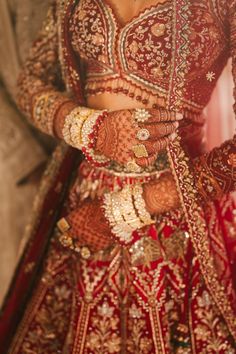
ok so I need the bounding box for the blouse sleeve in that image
[192,0,236,202]
[17,2,77,137]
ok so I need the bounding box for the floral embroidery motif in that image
[206,71,216,82]
[10,240,79,353]
[7,0,236,353]
[191,289,235,353]
[85,301,121,353]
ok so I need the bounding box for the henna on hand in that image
[96,109,137,165]
[143,172,181,215]
[95,108,182,167]
[64,199,113,252]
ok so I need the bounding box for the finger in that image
[146,109,183,123]
[139,121,178,140]
[143,134,176,155]
[136,154,158,168]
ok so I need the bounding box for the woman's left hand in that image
[63,199,114,253]
[143,172,181,215]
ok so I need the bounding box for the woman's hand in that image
[60,173,180,255]
[64,199,113,253]
[143,172,181,215]
[95,108,182,167]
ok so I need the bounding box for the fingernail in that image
[176,113,183,120]
[170,133,177,141]
[174,121,179,128]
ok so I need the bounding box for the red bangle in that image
[81,110,110,167]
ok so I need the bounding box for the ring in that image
[132,144,149,158]
[126,160,142,173]
[134,109,151,123]
[136,128,150,141]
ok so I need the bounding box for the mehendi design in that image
[143,172,181,215]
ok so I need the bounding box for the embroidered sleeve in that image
[17,2,77,137]
[193,0,236,202]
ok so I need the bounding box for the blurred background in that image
[0,0,235,305]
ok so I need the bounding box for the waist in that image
[70,121,206,205]
[85,76,204,116]
[70,152,170,204]
[85,77,164,109]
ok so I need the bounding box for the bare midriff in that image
[87,93,158,111]
[84,0,168,112]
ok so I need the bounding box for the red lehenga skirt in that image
[1,143,236,354]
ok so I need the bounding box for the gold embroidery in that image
[85,302,121,353]
[206,71,216,82]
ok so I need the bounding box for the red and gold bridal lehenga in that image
[1,0,236,353]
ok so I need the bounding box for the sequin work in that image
[69,0,228,113]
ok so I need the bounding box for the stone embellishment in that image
[103,184,154,244]
[206,71,216,82]
[57,217,91,259]
[134,109,151,123]
[137,128,150,141]
[227,153,236,168]
[132,144,149,158]
[126,160,142,173]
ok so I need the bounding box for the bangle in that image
[33,91,70,136]
[62,107,96,149]
[132,185,154,225]
[62,107,110,166]
[103,184,154,244]
[81,110,110,167]
[103,192,134,243]
[118,186,142,230]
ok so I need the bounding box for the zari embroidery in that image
[167,136,236,339]
[7,0,236,353]
[69,0,228,114]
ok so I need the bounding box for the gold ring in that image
[136,128,150,141]
[132,144,149,158]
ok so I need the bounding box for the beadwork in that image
[62,107,92,148]
[103,184,154,244]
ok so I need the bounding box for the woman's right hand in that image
[95,108,182,168]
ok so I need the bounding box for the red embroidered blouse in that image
[69,0,229,117]
[16,0,236,201]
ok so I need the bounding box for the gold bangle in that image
[62,107,95,149]
[103,184,153,243]
[103,192,133,243]
[118,186,142,230]
[33,91,68,135]
[132,185,154,225]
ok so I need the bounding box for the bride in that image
[1,0,236,352]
